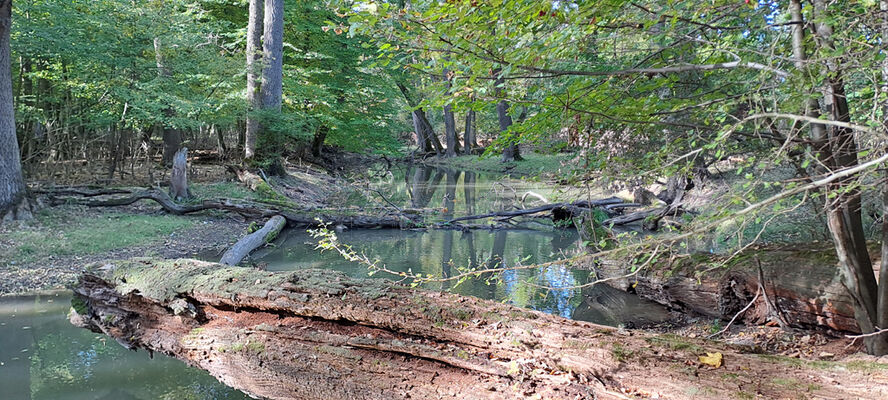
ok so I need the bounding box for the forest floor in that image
[0,155,374,296]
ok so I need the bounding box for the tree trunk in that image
[804,0,887,354]
[464,109,477,154]
[154,38,181,166]
[219,215,286,265]
[877,0,888,356]
[0,0,30,222]
[68,258,878,400]
[311,125,328,158]
[244,0,263,160]
[260,0,283,113]
[169,147,190,201]
[493,68,520,162]
[442,68,459,157]
[397,82,442,155]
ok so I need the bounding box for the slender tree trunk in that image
[876,0,888,356]
[792,0,888,354]
[442,67,459,157]
[260,0,283,113]
[244,0,263,160]
[311,125,328,158]
[464,109,477,154]
[0,0,30,221]
[154,38,181,165]
[398,82,442,155]
[493,68,520,162]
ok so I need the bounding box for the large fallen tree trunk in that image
[220,215,287,265]
[599,246,860,333]
[70,259,883,399]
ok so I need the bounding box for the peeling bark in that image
[610,247,862,332]
[69,259,881,400]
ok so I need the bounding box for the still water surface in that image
[0,165,670,399]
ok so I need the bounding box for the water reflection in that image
[0,294,249,400]
[259,165,672,326]
[385,164,578,219]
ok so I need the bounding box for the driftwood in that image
[220,215,287,265]
[442,197,632,225]
[600,246,860,333]
[602,205,683,228]
[69,259,885,400]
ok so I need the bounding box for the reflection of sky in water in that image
[538,265,580,319]
[501,264,579,319]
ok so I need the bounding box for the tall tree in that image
[244,0,263,160]
[153,37,182,165]
[260,0,283,114]
[442,66,459,157]
[0,0,28,221]
[494,67,520,162]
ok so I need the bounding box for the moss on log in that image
[70,259,887,399]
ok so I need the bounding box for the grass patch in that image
[645,334,705,353]
[1,208,196,263]
[757,354,888,373]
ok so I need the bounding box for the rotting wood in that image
[599,247,860,332]
[70,259,887,400]
[220,215,287,265]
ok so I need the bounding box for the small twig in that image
[845,327,888,347]
[369,188,403,212]
[708,286,761,339]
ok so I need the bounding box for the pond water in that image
[0,165,670,399]
[0,293,250,400]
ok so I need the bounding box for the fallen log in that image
[441,197,630,225]
[69,259,885,399]
[600,246,860,333]
[49,189,419,229]
[220,215,287,265]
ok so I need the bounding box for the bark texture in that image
[260,0,283,113]
[463,109,477,154]
[169,147,190,201]
[69,259,882,400]
[442,68,459,157]
[493,68,520,162]
[244,0,263,160]
[154,38,182,166]
[219,215,286,265]
[0,0,30,222]
[614,248,861,332]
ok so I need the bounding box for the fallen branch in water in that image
[440,197,633,225]
[220,215,287,265]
